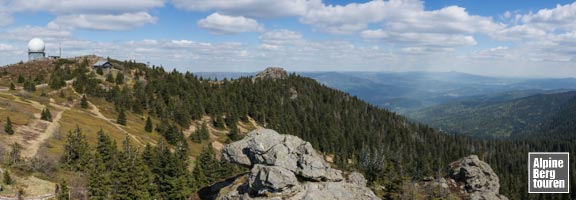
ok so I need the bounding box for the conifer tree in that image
[200,123,209,140]
[190,130,202,143]
[61,127,90,171]
[5,116,14,135]
[96,68,104,75]
[105,73,114,83]
[9,83,15,90]
[81,95,89,109]
[130,158,154,199]
[88,153,110,200]
[17,74,24,83]
[3,170,13,185]
[57,179,70,200]
[41,108,52,122]
[228,127,241,142]
[115,72,124,85]
[49,73,66,89]
[96,129,116,170]
[145,116,153,132]
[117,109,126,125]
[23,79,36,92]
[213,115,225,129]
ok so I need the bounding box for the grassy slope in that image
[0,57,257,198]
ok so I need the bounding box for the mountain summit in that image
[255,67,288,80]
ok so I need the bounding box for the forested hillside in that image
[0,57,574,199]
[408,91,576,138]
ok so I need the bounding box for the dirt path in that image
[22,103,65,158]
[85,100,143,145]
[66,84,143,145]
[5,96,65,158]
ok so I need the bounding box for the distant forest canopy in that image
[4,57,575,199]
[408,91,576,138]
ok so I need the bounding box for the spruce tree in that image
[190,130,202,143]
[9,83,15,90]
[3,170,13,185]
[96,68,104,75]
[80,95,89,109]
[213,115,225,129]
[61,127,90,171]
[228,127,241,142]
[17,74,24,83]
[5,116,14,135]
[129,158,154,199]
[200,123,209,140]
[96,129,116,170]
[23,79,36,92]
[105,73,114,83]
[88,153,110,200]
[109,136,154,199]
[145,116,153,132]
[41,108,53,122]
[57,179,70,200]
[117,109,126,125]
[115,73,124,85]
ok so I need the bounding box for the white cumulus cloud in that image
[49,12,157,31]
[260,30,303,45]
[7,0,165,14]
[2,0,163,30]
[198,13,264,35]
[362,29,477,50]
[172,0,321,18]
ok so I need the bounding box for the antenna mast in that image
[58,25,62,58]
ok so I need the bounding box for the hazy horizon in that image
[1,0,575,77]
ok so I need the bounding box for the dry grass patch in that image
[0,174,55,198]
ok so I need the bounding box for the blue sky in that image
[0,0,575,77]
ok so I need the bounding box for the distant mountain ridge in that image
[195,71,576,114]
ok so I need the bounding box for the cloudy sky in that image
[0,0,575,77]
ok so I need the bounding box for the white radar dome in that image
[28,38,45,52]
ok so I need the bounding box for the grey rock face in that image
[249,165,300,194]
[222,129,343,181]
[291,181,380,200]
[254,67,288,80]
[347,171,368,186]
[219,129,379,200]
[449,155,508,200]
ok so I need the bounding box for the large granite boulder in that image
[411,155,508,200]
[222,129,343,181]
[448,155,508,200]
[248,164,300,195]
[215,129,379,200]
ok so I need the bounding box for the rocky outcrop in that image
[201,129,508,200]
[212,129,379,200]
[449,155,508,200]
[254,67,288,80]
[416,155,508,200]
